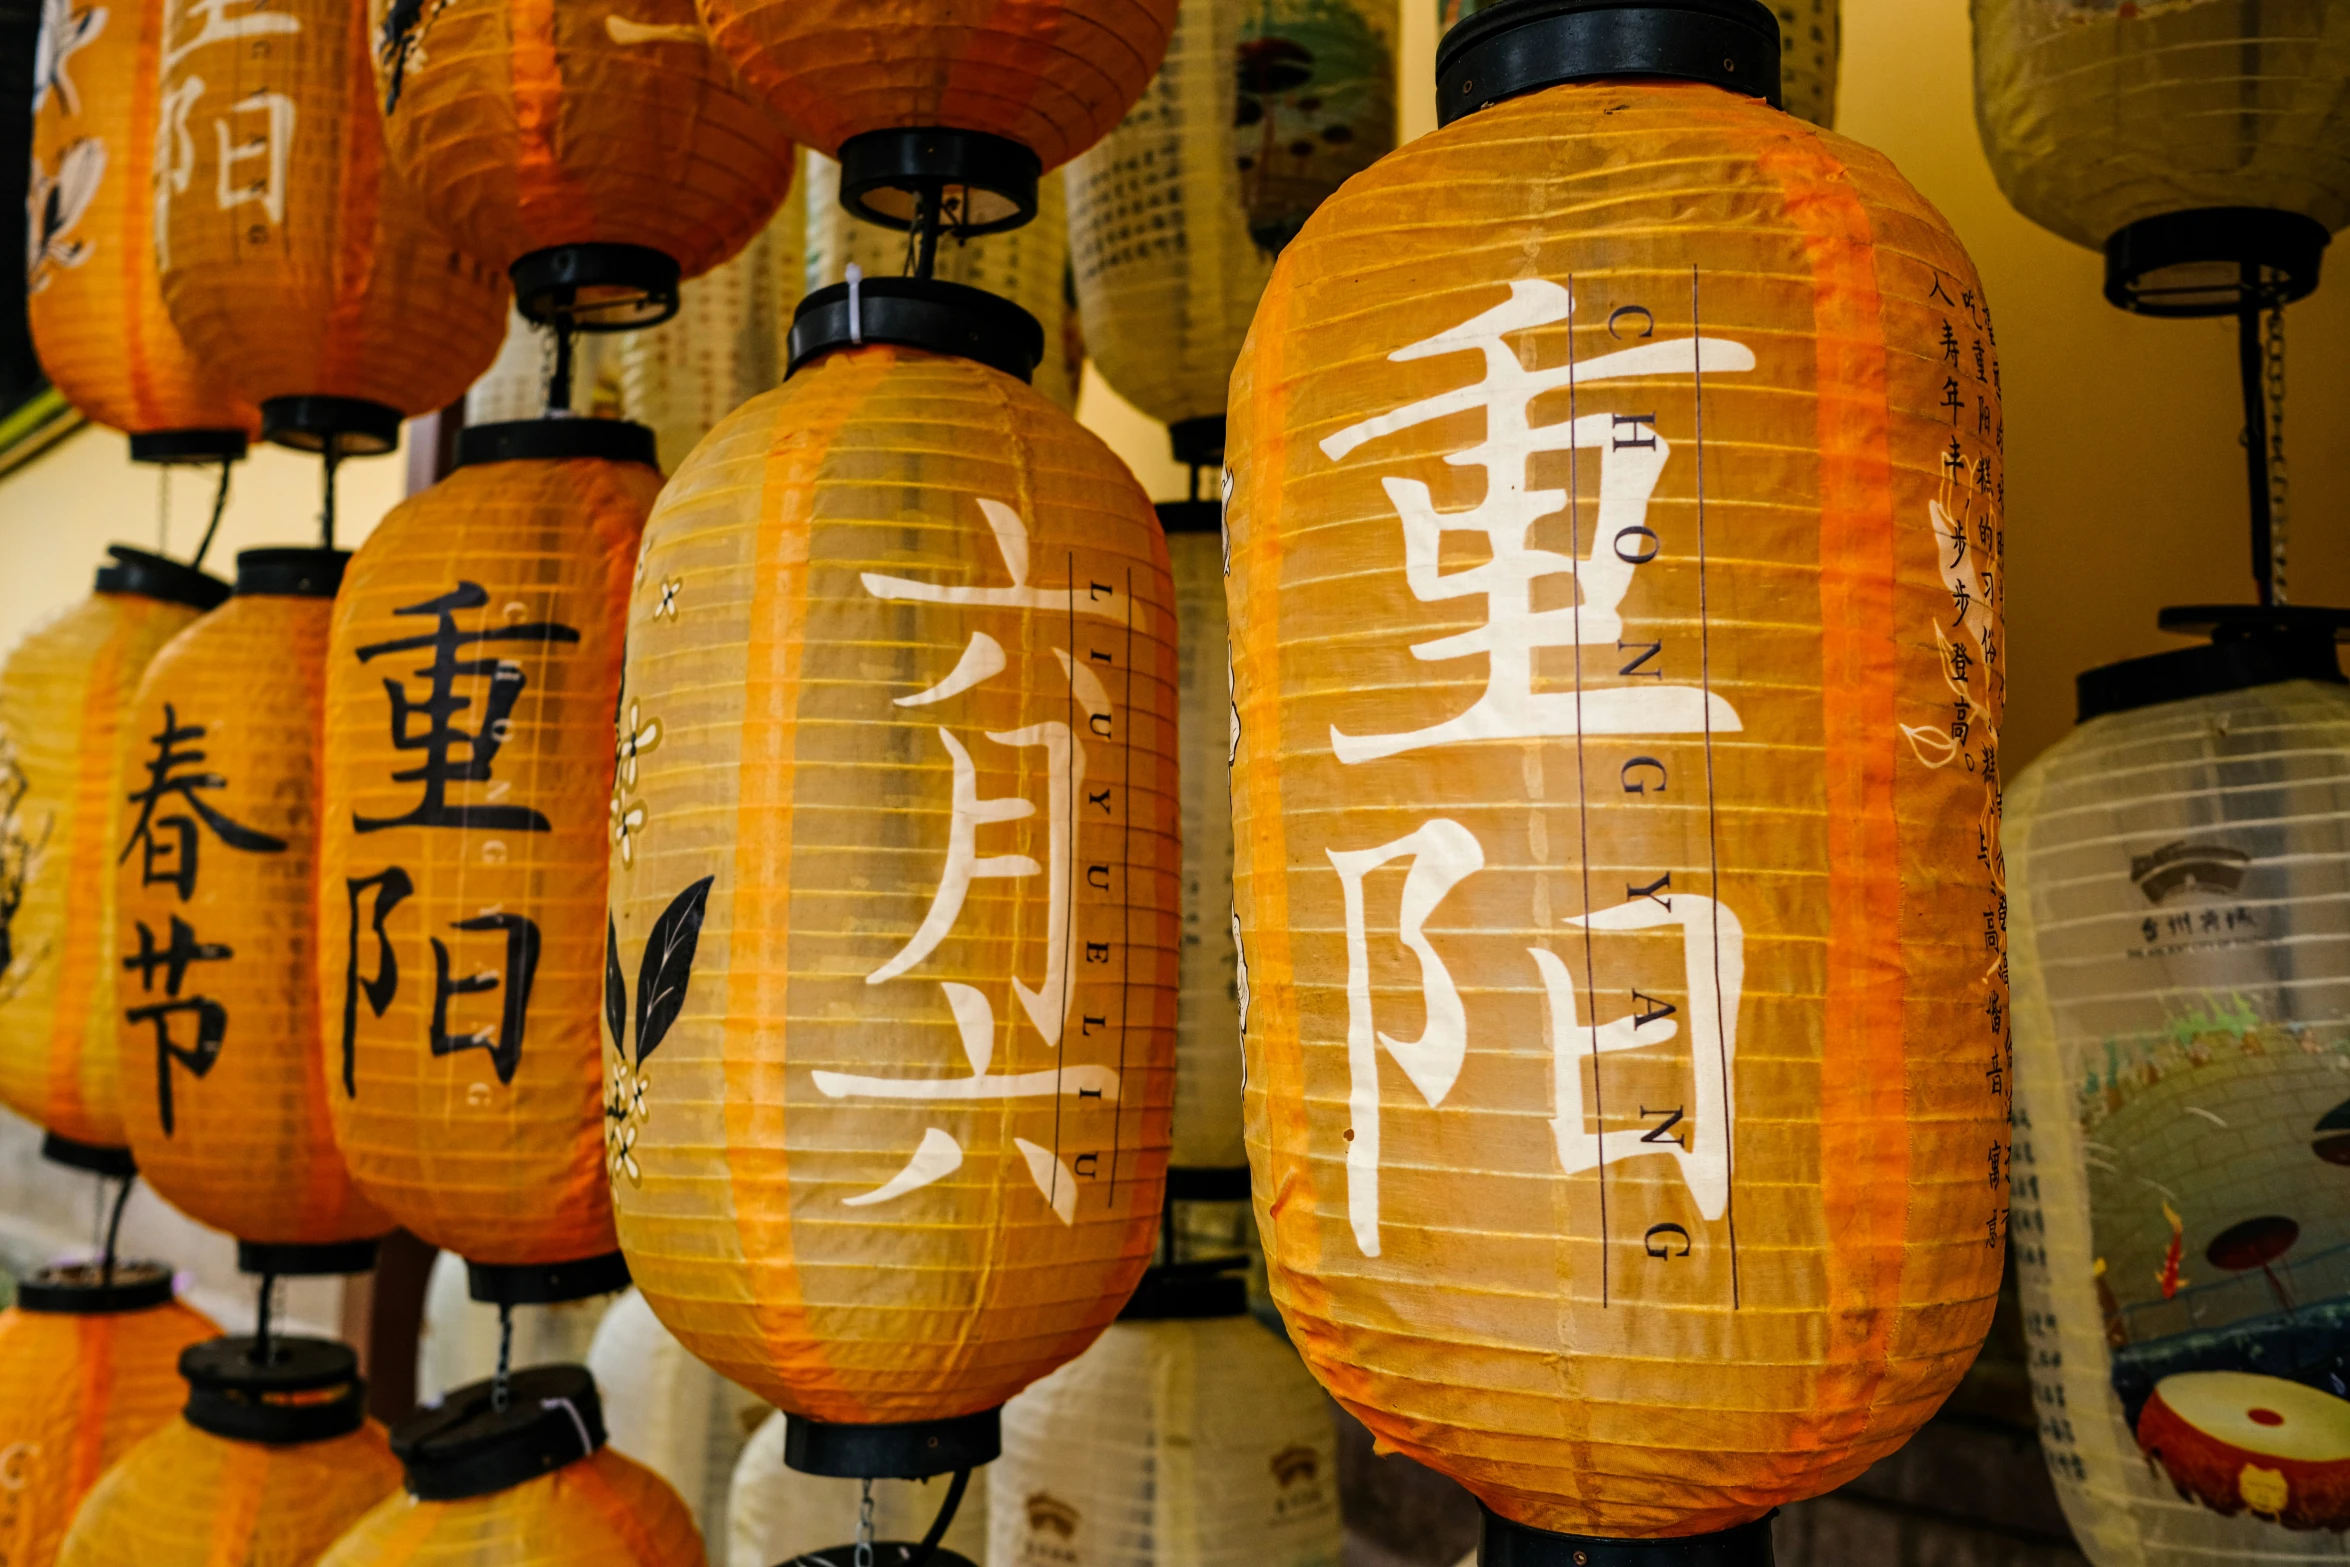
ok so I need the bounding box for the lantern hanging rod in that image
[249,1268,279,1366]
[97,1171,133,1289]
[2237,275,2279,609]
[902,1467,972,1567]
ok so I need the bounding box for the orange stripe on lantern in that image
[568,1458,674,1567]
[42,634,127,1145]
[355,1500,441,1567]
[511,0,596,240]
[1760,128,1908,1468]
[69,1318,117,1498]
[199,1442,271,1567]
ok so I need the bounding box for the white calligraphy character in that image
[213,88,293,227]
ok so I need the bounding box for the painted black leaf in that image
[634,876,714,1066]
[604,912,626,1054]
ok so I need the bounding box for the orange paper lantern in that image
[321,1368,704,1567]
[27,0,256,459]
[1228,2,2007,1551]
[0,549,229,1164]
[117,550,391,1272]
[320,421,654,1300]
[370,0,796,328]
[0,1265,220,1567]
[154,0,509,455]
[607,286,1178,1471]
[55,1338,403,1567]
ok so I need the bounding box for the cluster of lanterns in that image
[4,0,2348,1565]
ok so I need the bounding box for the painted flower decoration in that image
[616,702,660,790]
[655,577,682,621]
[609,792,647,865]
[604,1054,648,1186]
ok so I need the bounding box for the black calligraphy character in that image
[1942,378,1965,425]
[1940,320,1961,365]
[1929,274,1957,307]
[122,915,232,1135]
[352,583,581,834]
[1945,515,1968,569]
[118,706,287,899]
[1943,437,1966,477]
[1975,458,1995,496]
[430,913,541,1086]
[340,869,414,1095]
[1950,580,1972,627]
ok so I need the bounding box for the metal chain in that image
[855,1478,877,1567]
[492,1303,514,1413]
[2264,304,2289,604]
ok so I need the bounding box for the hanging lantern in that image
[320,1367,703,1567]
[1434,1,1836,125]
[2008,609,2350,1555]
[54,1338,402,1567]
[1974,0,2350,314]
[116,550,390,1277]
[320,419,655,1311]
[27,0,255,463]
[0,548,230,1169]
[730,1412,991,1567]
[607,271,1178,1501]
[1228,2,2008,1556]
[990,1274,1341,1567]
[416,1249,622,1405]
[588,1288,768,1536]
[155,0,508,462]
[0,1264,219,1567]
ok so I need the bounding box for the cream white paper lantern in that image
[589,1288,770,1538]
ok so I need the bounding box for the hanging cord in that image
[97,1173,132,1287]
[546,317,577,416]
[250,1271,279,1364]
[188,458,232,571]
[492,1301,515,1413]
[319,439,344,551]
[855,1478,877,1567]
[899,1469,972,1567]
[2236,264,2276,607]
[2264,302,2289,605]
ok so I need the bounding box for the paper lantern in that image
[729,1412,990,1567]
[1229,1,2008,1551]
[587,1288,767,1536]
[990,1287,1340,1567]
[804,154,1079,410]
[116,550,390,1273]
[694,0,1176,239]
[1974,0,2350,312]
[2008,612,2350,1558]
[0,1264,219,1567]
[417,1249,621,1405]
[26,0,255,459]
[322,1367,704,1567]
[0,549,229,1166]
[606,282,1179,1473]
[320,419,655,1301]
[155,0,508,455]
[370,0,796,327]
[55,1337,402,1567]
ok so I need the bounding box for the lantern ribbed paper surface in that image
[588,1289,767,1536]
[119,564,392,1250]
[0,1274,219,1567]
[56,1414,401,1567]
[728,1412,989,1567]
[693,0,1177,170]
[415,1251,620,1403]
[1434,0,1837,125]
[320,446,653,1269]
[0,569,220,1150]
[991,1316,1340,1567]
[2009,668,2350,1557]
[607,342,1179,1421]
[27,0,256,444]
[1226,77,2010,1539]
[155,0,509,440]
[1973,0,2350,255]
[370,0,795,283]
[317,1449,704,1567]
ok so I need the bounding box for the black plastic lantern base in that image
[1119,1260,1249,1322]
[456,417,658,469]
[465,1250,631,1307]
[2076,604,2350,722]
[1480,1507,1776,1567]
[91,545,233,610]
[181,1335,368,1445]
[1436,0,1781,127]
[783,1408,1001,1480]
[512,242,681,331]
[39,1132,138,1177]
[236,1237,381,1277]
[1167,415,1227,471]
[2104,208,2329,318]
[15,1261,176,1314]
[789,1547,981,1567]
[839,127,1040,236]
[1155,500,1222,535]
[232,548,349,600]
[788,276,1043,383]
[260,395,403,456]
[393,1364,606,1500]
[128,428,249,465]
[1165,1165,1252,1201]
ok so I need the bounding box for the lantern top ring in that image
[181,1335,370,1446]
[14,1262,177,1315]
[511,244,684,333]
[259,396,405,458]
[456,420,660,472]
[782,1408,1002,1481]
[2077,605,2350,722]
[90,546,234,611]
[1476,1505,1780,1566]
[838,129,1043,237]
[788,277,1045,382]
[463,1250,634,1307]
[39,1129,143,1176]
[1434,0,1781,126]
[233,1236,379,1274]
[1117,1259,1250,1322]
[393,1364,609,1501]
[2103,208,2331,319]
[128,429,251,467]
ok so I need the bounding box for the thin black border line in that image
[1566,273,1609,1309]
[1107,564,1137,1209]
[1692,264,1739,1309]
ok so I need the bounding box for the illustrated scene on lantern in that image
[4,1,2349,1565]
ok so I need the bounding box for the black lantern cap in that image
[2076,605,2350,723]
[391,1364,606,1501]
[511,243,682,332]
[783,1408,1001,1481]
[14,1262,177,1315]
[235,1237,382,1276]
[1436,0,1781,127]
[39,1129,143,1176]
[129,429,250,466]
[1164,1165,1251,1200]
[1118,1259,1250,1322]
[464,1250,632,1307]
[1155,501,1223,536]
[1479,1505,1777,1566]
[2105,208,2330,319]
[259,396,404,457]
[92,546,232,612]
[788,277,1044,383]
[181,1336,369,1445]
[1168,416,1227,471]
[232,549,349,600]
[455,418,659,471]
[838,128,1042,236]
